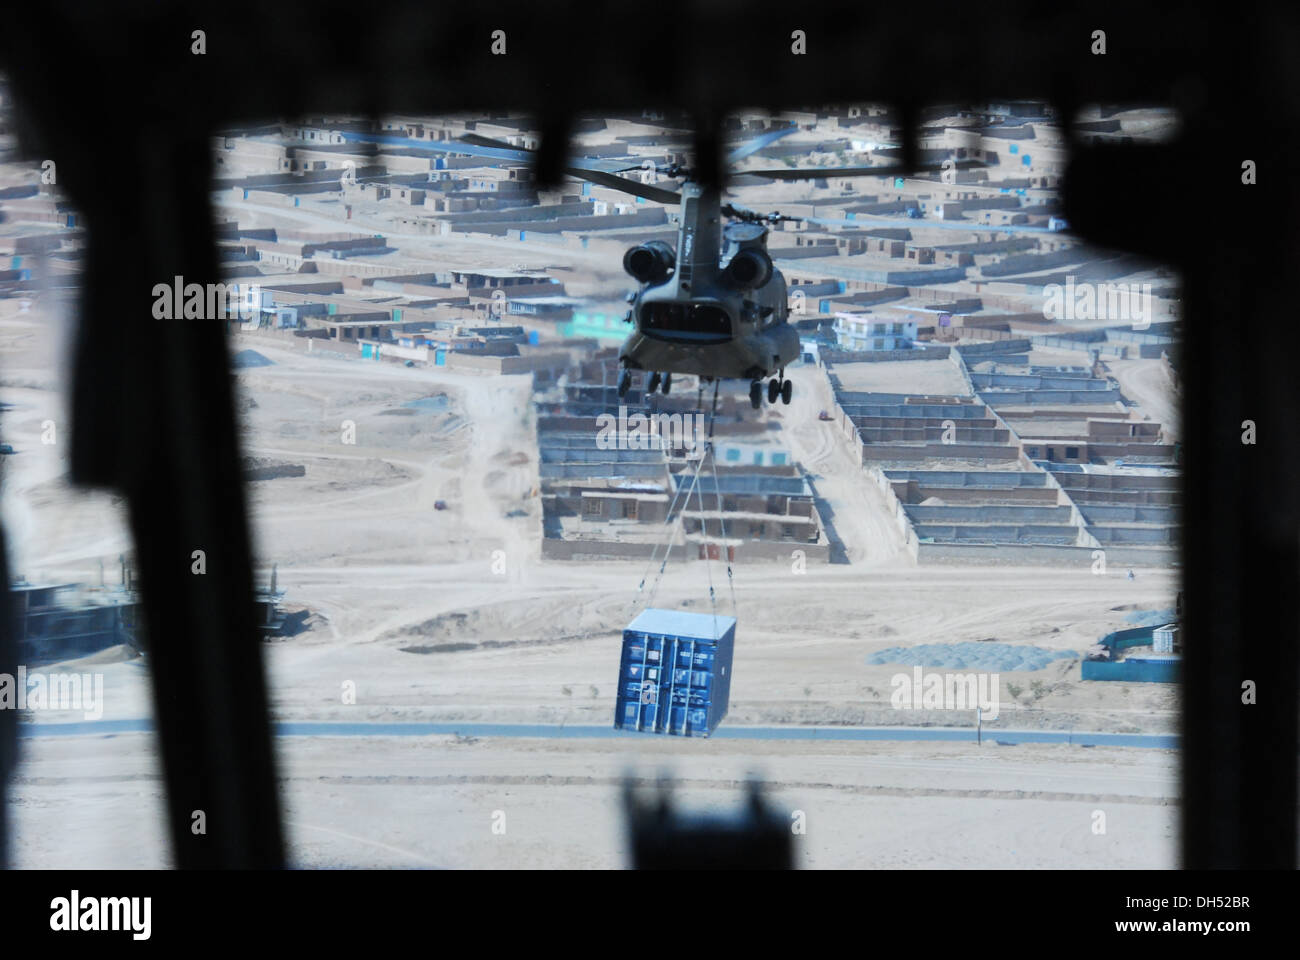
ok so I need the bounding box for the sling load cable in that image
[633,378,722,614]
[643,428,710,611]
[630,372,709,610]
[630,435,700,614]
[690,406,719,638]
[706,381,738,617]
[691,379,725,637]
[638,403,711,611]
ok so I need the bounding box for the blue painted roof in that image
[627,608,736,641]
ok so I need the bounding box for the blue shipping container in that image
[614,608,736,737]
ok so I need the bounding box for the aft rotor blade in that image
[569,168,682,204]
[799,213,1060,235]
[457,132,532,153]
[458,132,668,176]
[341,131,661,179]
[338,131,533,165]
[452,132,683,200]
[727,124,797,163]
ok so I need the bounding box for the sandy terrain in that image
[3,310,1180,868]
[9,733,1176,870]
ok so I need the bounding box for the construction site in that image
[0,98,1185,869]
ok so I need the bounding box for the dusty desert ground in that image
[1,299,1180,869]
[8,732,1176,869]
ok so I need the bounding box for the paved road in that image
[18,718,1178,748]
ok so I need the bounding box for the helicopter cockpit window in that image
[641,302,732,338]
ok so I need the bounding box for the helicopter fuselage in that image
[618,184,801,382]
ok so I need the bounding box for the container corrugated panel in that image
[614,608,736,737]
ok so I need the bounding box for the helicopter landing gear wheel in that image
[661,372,671,395]
[749,380,763,410]
[781,379,792,405]
[647,371,661,393]
[617,369,631,398]
[768,378,780,404]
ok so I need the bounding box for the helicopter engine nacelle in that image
[623,241,676,284]
[722,248,773,290]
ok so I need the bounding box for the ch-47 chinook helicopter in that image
[616,179,802,409]
[606,131,983,409]
[401,124,976,409]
